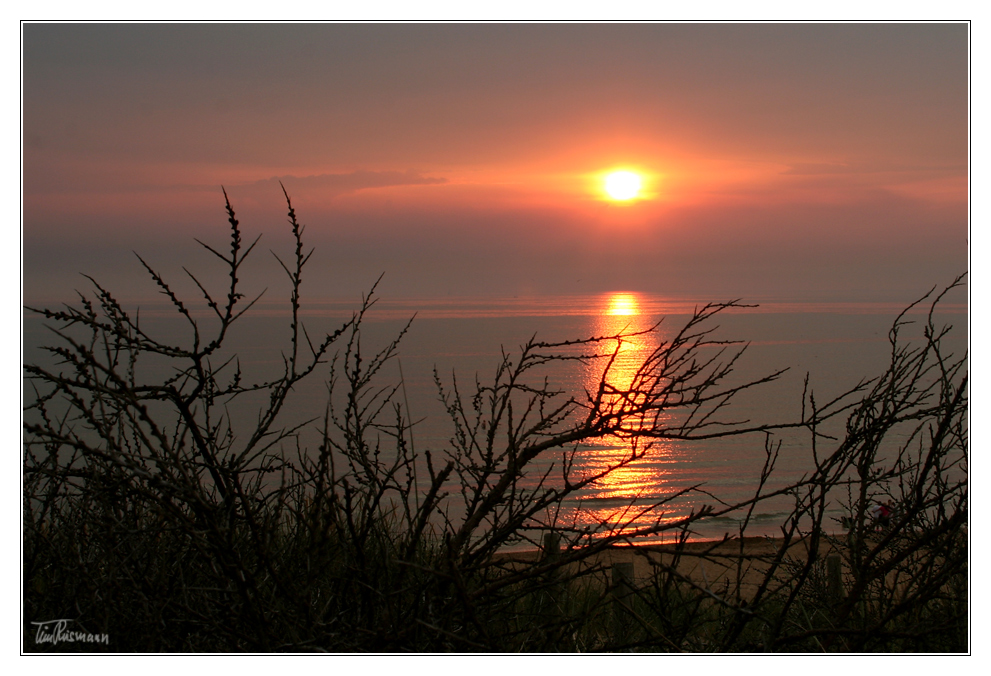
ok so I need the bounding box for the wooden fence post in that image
[826,553,844,602]
[540,532,563,620]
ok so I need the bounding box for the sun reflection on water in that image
[585,292,656,400]
[565,292,678,534]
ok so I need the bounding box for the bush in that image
[23,190,967,652]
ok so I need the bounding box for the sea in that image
[23,290,967,545]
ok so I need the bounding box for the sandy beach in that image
[497,534,849,598]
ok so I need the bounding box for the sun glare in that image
[604,171,642,201]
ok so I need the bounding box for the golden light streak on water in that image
[568,292,677,533]
[587,293,656,401]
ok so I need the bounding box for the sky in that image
[11,18,983,662]
[22,23,968,305]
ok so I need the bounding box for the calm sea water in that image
[23,291,967,543]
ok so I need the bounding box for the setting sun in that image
[604,171,643,201]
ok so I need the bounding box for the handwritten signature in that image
[31,619,109,647]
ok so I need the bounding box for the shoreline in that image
[496,534,852,594]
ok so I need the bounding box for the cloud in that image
[780,161,963,177]
[244,169,447,196]
[781,162,863,175]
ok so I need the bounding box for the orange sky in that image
[22,23,967,304]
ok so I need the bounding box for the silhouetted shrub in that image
[23,190,966,652]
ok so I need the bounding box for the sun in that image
[604,171,643,201]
